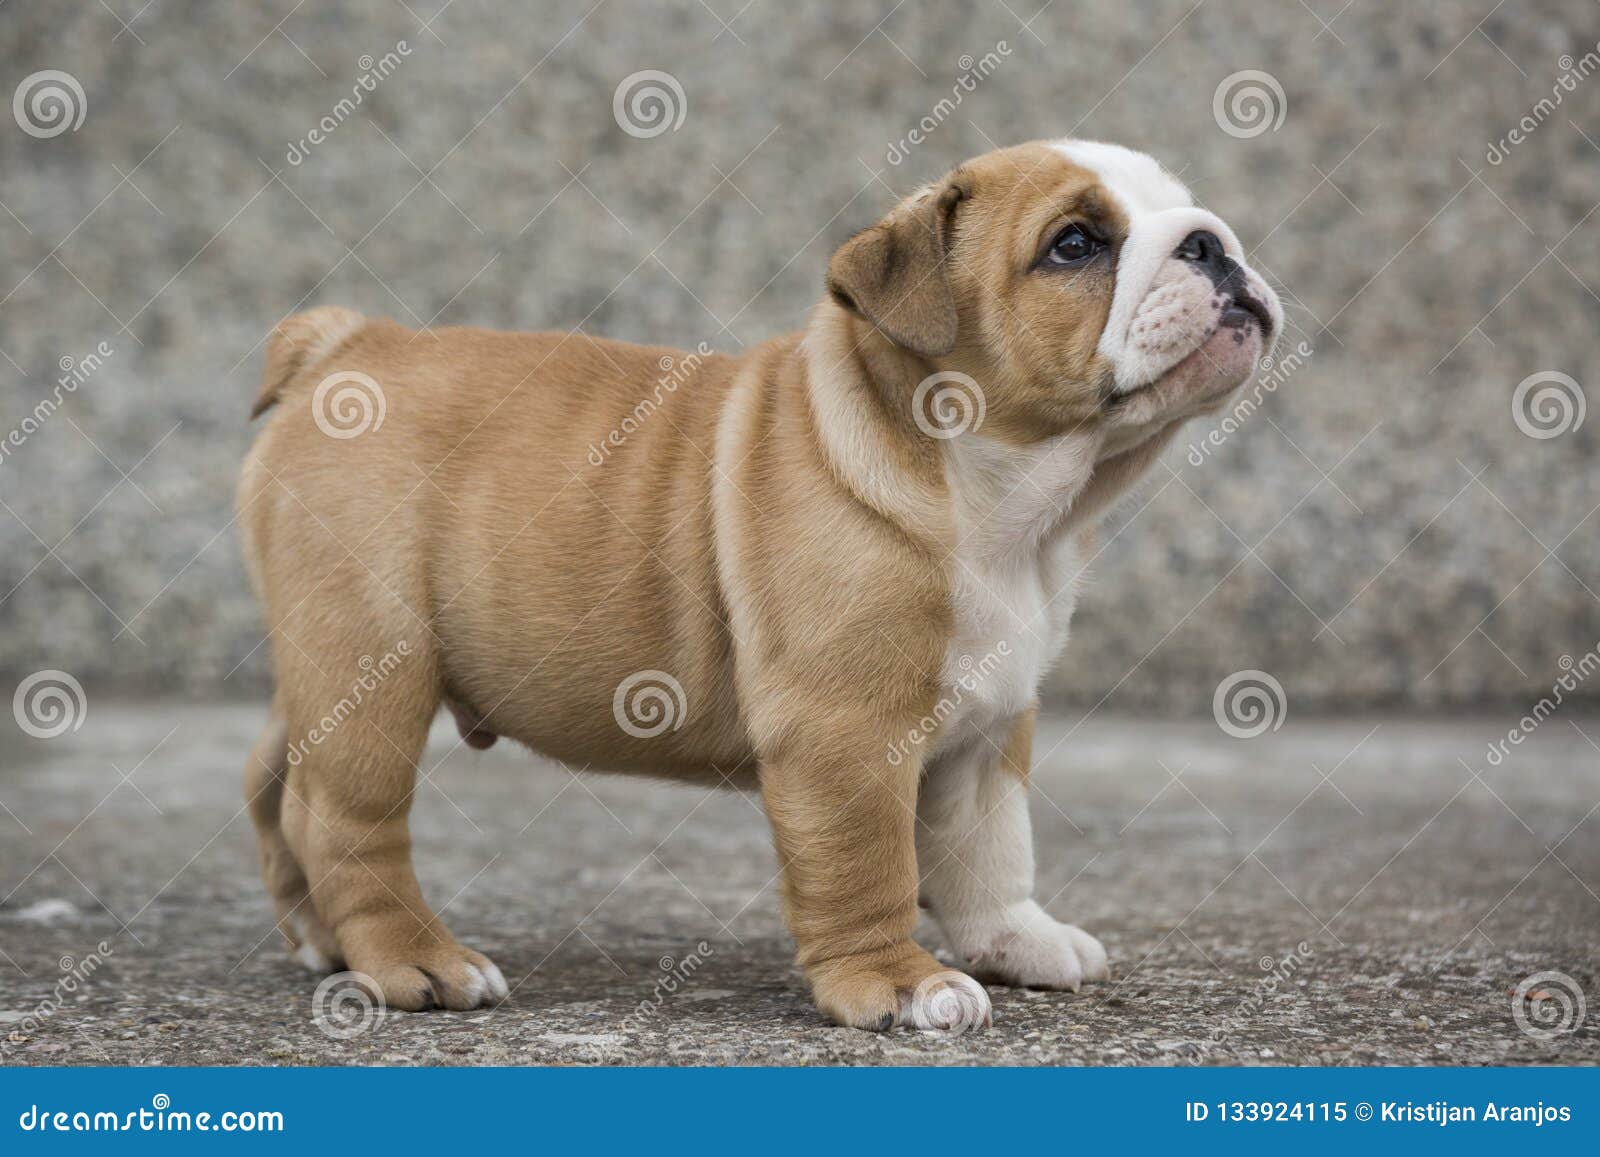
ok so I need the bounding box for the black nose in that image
[1175,229,1226,273]
[1176,228,1246,296]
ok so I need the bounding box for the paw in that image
[808,946,993,1033]
[904,969,993,1034]
[342,933,509,1012]
[952,901,1109,991]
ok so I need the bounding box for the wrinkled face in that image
[828,139,1283,445]
[949,140,1282,439]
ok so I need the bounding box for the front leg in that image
[759,706,992,1032]
[916,711,1108,989]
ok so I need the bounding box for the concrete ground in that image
[1,703,1597,1067]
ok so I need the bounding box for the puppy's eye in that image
[1045,224,1103,265]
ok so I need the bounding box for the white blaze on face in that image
[1053,140,1282,392]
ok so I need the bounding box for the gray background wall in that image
[0,0,1596,713]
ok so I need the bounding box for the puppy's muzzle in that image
[1174,229,1273,334]
[1100,207,1283,393]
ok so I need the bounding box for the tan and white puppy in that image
[238,139,1280,1032]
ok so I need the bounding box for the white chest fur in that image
[934,431,1097,754]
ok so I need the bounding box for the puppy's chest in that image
[934,435,1093,749]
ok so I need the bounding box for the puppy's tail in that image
[252,305,367,419]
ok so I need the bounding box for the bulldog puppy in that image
[239,139,1280,1031]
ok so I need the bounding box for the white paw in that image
[401,956,509,1008]
[952,901,1109,990]
[469,959,511,1004]
[357,946,510,1011]
[904,969,993,1035]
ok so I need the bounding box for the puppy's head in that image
[826,139,1282,442]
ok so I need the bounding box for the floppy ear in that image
[826,179,967,358]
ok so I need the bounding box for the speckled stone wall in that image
[1,1,1596,712]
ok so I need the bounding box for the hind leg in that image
[275,636,507,1012]
[244,701,342,971]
